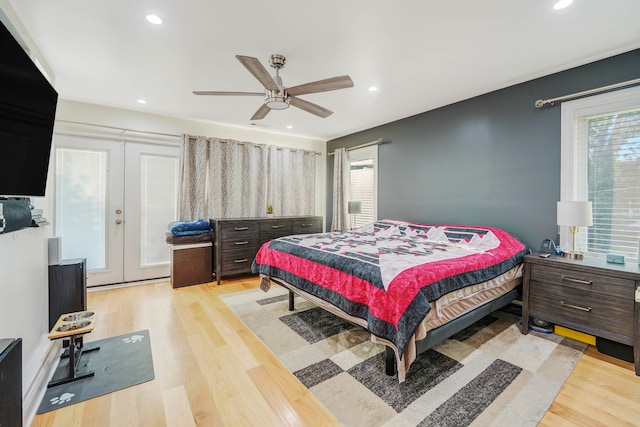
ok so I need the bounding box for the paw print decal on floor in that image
[122,334,144,344]
[50,392,75,405]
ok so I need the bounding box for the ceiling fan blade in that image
[286,75,354,97]
[193,91,263,96]
[236,55,279,92]
[251,104,271,120]
[290,96,333,118]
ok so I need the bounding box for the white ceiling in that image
[7,0,640,141]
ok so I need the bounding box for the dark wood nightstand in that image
[521,253,640,375]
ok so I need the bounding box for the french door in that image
[54,135,179,286]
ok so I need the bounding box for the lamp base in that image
[562,251,584,260]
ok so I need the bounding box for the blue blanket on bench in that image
[168,219,212,236]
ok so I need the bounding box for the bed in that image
[251,219,527,382]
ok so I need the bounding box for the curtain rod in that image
[328,138,385,156]
[534,77,640,109]
[56,119,182,138]
[186,134,321,156]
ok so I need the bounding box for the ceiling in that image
[7,0,640,141]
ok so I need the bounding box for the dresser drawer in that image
[529,263,633,299]
[292,217,322,234]
[220,254,254,275]
[218,221,259,242]
[529,280,634,340]
[260,219,293,243]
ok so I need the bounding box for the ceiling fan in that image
[193,54,354,120]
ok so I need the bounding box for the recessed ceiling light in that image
[286,125,293,129]
[368,86,378,92]
[146,14,162,25]
[553,0,573,10]
[137,99,147,104]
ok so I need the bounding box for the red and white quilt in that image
[252,220,527,356]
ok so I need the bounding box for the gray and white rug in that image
[221,286,586,427]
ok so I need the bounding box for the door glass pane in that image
[350,158,374,228]
[55,148,107,270]
[140,154,178,266]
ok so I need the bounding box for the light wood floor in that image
[31,277,640,427]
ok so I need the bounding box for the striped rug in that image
[221,285,586,427]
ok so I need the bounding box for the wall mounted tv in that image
[0,19,58,197]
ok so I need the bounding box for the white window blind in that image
[574,106,640,260]
[348,145,378,228]
[350,159,374,228]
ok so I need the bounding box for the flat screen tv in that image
[0,19,58,197]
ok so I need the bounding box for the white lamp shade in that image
[557,201,593,227]
[348,201,362,215]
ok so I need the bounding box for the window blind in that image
[350,159,375,228]
[575,106,640,259]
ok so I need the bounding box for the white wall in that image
[0,227,52,421]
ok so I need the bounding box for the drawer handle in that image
[271,225,283,229]
[301,223,313,227]
[234,241,249,245]
[234,226,249,231]
[560,300,592,312]
[234,258,248,263]
[561,275,592,286]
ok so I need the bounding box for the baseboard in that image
[23,341,61,426]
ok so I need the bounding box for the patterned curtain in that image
[331,147,350,231]
[178,134,209,220]
[178,134,314,220]
[208,138,268,218]
[267,145,316,216]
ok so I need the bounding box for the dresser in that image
[521,253,640,375]
[211,216,323,285]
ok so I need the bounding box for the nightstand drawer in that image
[529,264,633,299]
[529,280,634,339]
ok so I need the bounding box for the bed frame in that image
[278,279,521,377]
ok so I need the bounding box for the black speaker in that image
[0,200,31,233]
[0,338,22,427]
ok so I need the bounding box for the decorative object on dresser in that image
[211,216,322,285]
[521,253,640,374]
[557,200,593,259]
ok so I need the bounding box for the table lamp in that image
[557,201,593,259]
[348,201,361,230]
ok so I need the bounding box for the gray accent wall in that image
[327,49,640,251]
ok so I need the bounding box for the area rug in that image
[221,286,587,427]
[37,330,154,414]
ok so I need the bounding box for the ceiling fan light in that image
[265,93,290,110]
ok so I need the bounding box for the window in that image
[348,146,378,227]
[561,86,640,260]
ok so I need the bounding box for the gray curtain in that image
[208,138,268,218]
[178,135,209,220]
[267,145,316,216]
[178,133,315,220]
[331,147,350,231]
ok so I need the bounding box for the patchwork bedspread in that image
[252,220,527,356]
